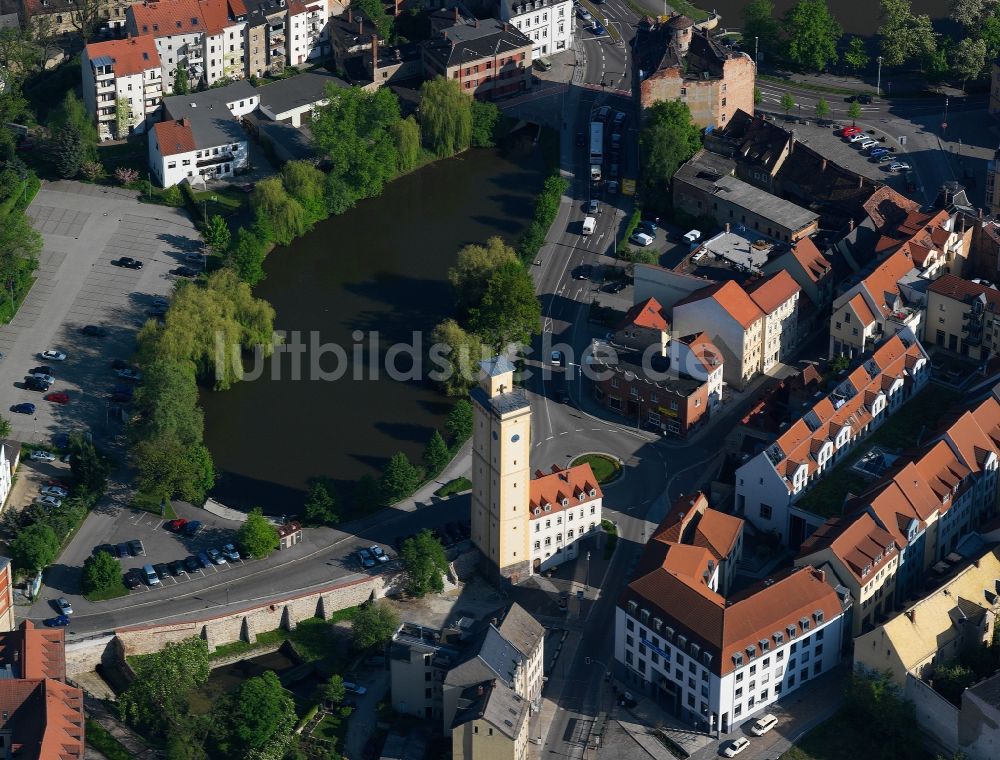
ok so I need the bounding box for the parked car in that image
[35,495,62,509]
[45,615,71,627]
[29,450,55,462]
[889,162,911,172]
[54,597,73,615]
[723,737,750,757]
[93,544,116,557]
[878,153,895,163]
[197,551,212,568]
[81,325,108,337]
[869,147,889,157]
[153,563,171,580]
[41,485,69,498]
[183,520,203,536]
[586,199,599,214]
[116,368,142,382]
[858,139,877,150]
[750,714,778,736]
[172,266,198,277]
[551,350,564,366]
[39,350,66,362]
[44,392,69,404]
[607,180,619,194]
[577,7,591,20]
[358,549,376,569]
[124,568,143,589]
[841,126,861,137]
[591,22,606,34]
[31,374,55,385]
[637,220,658,236]
[612,111,626,128]
[370,545,389,563]
[596,105,611,122]
[605,280,627,294]
[343,682,367,695]
[184,556,202,573]
[128,539,145,556]
[222,544,241,562]
[848,133,867,143]
[25,376,50,392]
[117,542,130,559]
[629,232,654,247]
[113,257,143,269]
[11,403,35,414]
[169,559,187,576]
[207,548,227,565]
[167,518,189,532]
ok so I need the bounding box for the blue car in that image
[11,403,35,414]
[592,23,606,35]
[52,432,69,449]
[44,615,70,627]
[870,148,889,157]
[184,520,203,536]
[197,551,212,568]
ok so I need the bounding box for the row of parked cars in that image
[840,126,910,171]
[121,542,243,589]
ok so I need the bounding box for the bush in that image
[115,166,140,186]
[162,185,183,206]
[236,508,279,559]
[517,173,568,264]
[79,160,105,181]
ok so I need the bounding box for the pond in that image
[200,139,547,513]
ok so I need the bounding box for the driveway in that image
[0,181,200,446]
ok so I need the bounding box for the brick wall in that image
[641,55,754,130]
[65,573,397,676]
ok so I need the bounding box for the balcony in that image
[196,152,236,168]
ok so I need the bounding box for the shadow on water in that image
[706,0,950,37]
[201,140,546,514]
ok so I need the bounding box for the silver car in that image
[358,549,376,569]
[55,597,73,615]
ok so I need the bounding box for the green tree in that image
[445,400,473,446]
[753,86,762,105]
[69,434,110,494]
[953,36,988,89]
[381,452,421,503]
[82,551,122,595]
[312,85,401,213]
[829,354,850,373]
[281,160,327,224]
[0,416,9,438]
[69,0,104,43]
[9,522,59,573]
[780,91,796,118]
[165,732,210,760]
[174,66,190,95]
[982,8,1000,61]
[52,92,98,161]
[430,318,484,396]
[448,236,519,315]
[742,0,780,58]
[236,508,279,559]
[785,0,842,71]
[229,228,267,285]
[118,638,211,737]
[932,662,976,705]
[843,36,870,71]
[423,431,450,476]
[351,601,400,650]
[848,100,862,122]
[638,100,701,210]
[115,96,130,138]
[950,0,996,29]
[419,76,472,156]
[202,214,231,256]
[250,177,307,246]
[220,670,296,758]
[814,97,831,121]
[878,0,937,68]
[304,481,338,525]
[400,529,449,597]
[53,123,84,178]
[162,185,183,206]
[391,115,421,173]
[353,0,393,40]
[322,674,346,705]
[471,100,501,148]
[843,668,924,760]
[468,260,542,350]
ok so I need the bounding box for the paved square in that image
[26,205,91,238]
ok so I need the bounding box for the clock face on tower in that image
[511,434,520,442]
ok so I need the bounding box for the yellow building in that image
[451,679,530,760]
[854,548,1000,686]
[926,273,1000,359]
[470,357,532,583]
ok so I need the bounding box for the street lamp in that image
[754,36,759,68]
[943,96,950,137]
[876,55,882,99]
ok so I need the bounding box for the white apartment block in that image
[82,36,164,140]
[500,0,573,57]
[529,464,602,573]
[734,333,930,545]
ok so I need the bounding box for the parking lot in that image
[0,181,201,445]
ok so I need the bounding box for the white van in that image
[143,563,160,586]
[750,714,778,736]
[682,229,701,245]
[582,216,596,236]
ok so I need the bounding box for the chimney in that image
[359,18,364,35]
[181,117,190,127]
[490,617,498,627]
[858,174,864,188]
[812,568,825,583]
[905,609,915,623]
[477,684,484,695]
[454,6,459,20]
[821,158,827,172]
[347,7,352,23]
[725,222,730,234]
[371,33,377,74]
[848,218,855,232]
[474,18,479,27]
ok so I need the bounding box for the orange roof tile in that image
[153,119,196,157]
[928,274,1000,313]
[676,280,764,329]
[85,36,160,76]
[862,186,920,230]
[790,237,832,284]
[847,294,876,326]
[859,249,915,316]
[676,332,723,374]
[618,297,669,332]
[528,464,602,518]
[746,270,800,313]
[131,0,208,36]
[800,513,898,582]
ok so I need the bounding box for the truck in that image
[590,121,603,167]
[582,216,596,236]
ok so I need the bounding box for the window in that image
[734,704,743,717]
[760,504,772,520]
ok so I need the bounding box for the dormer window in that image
[689,643,699,658]
[589,488,597,497]
[664,626,675,640]
[745,645,756,658]
[544,503,551,512]
[640,609,650,624]
[533,508,540,516]
[702,652,712,667]
[677,635,687,650]
[628,601,638,615]
[561,497,569,507]
[653,618,662,632]
[773,632,784,645]
[813,610,824,624]
[786,624,796,639]
[732,653,744,667]
[759,639,769,652]
[800,617,810,631]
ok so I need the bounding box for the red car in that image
[44,392,69,404]
[167,518,188,532]
[841,126,862,137]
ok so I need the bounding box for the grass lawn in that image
[434,477,471,498]
[0,277,36,325]
[84,580,130,602]
[210,612,358,663]
[312,711,349,745]
[85,719,135,760]
[192,188,247,219]
[129,489,177,519]
[572,453,621,484]
[795,385,961,518]
[779,710,933,760]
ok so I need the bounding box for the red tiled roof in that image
[131,0,208,36]
[848,294,876,327]
[85,36,160,76]
[858,248,914,316]
[617,297,669,332]
[746,270,800,313]
[675,280,764,330]
[799,513,898,582]
[790,237,832,284]
[928,274,1000,313]
[153,119,196,157]
[676,332,723,374]
[862,186,920,230]
[529,464,602,518]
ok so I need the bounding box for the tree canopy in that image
[236,508,279,559]
[82,551,122,596]
[400,529,449,597]
[118,638,211,737]
[381,452,421,504]
[742,0,780,57]
[878,0,937,68]
[785,0,842,71]
[352,601,400,650]
[448,236,520,316]
[303,481,338,525]
[9,522,59,573]
[468,260,542,350]
[419,77,472,156]
[638,100,701,211]
[219,670,296,759]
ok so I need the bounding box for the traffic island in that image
[571,453,622,484]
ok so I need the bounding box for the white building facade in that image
[82,37,164,140]
[528,464,602,573]
[500,0,573,57]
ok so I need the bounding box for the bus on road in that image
[590,121,603,167]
